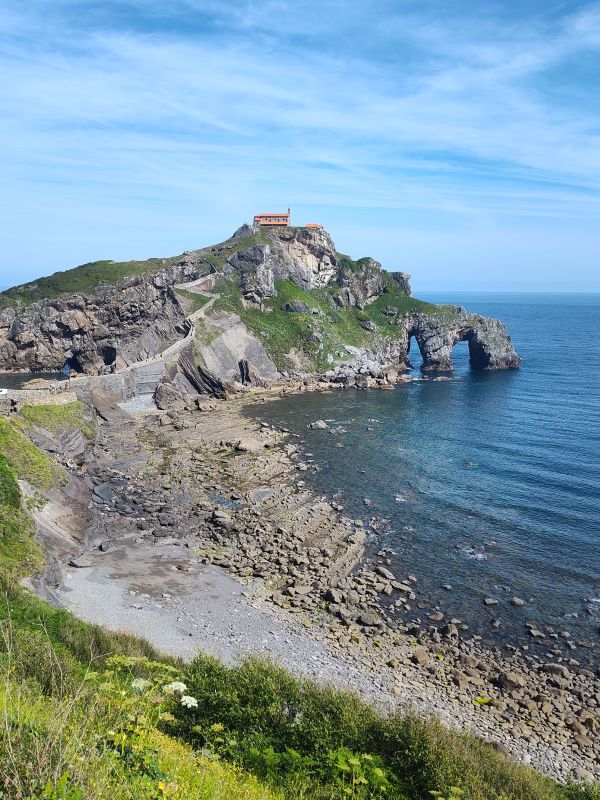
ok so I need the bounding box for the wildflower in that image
[180,695,198,708]
[164,680,187,695]
[131,677,151,693]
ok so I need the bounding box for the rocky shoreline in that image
[30,386,598,784]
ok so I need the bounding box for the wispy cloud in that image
[0,0,599,289]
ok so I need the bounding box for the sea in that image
[0,372,67,389]
[247,293,600,664]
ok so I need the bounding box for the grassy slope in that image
[0,408,279,800]
[0,256,185,310]
[0,453,44,578]
[175,288,213,315]
[0,231,270,311]
[0,417,66,491]
[214,272,437,372]
[0,410,598,799]
[18,401,96,439]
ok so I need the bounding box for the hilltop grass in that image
[0,255,186,310]
[0,230,273,311]
[18,401,96,439]
[200,230,271,272]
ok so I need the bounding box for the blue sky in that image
[1,1,599,292]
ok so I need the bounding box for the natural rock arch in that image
[405,310,521,372]
[63,354,83,373]
[101,345,117,367]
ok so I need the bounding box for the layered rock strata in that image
[0,226,521,383]
[0,257,204,374]
[32,394,596,782]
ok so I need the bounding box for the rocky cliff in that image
[0,256,203,373]
[0,225,520,388]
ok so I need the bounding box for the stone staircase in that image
[106,275,217,399]
[130,363,165,396]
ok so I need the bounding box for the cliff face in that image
[0,256,204,373]
[0,225,521,382]
[225,226,339,302]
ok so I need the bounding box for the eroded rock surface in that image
[405,309,522,371]
[0,256,204,374]
[0,225,520,380]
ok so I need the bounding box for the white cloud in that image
[0,0,599,287]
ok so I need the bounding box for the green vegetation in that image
[0,255,185,310]
[0,645,278,800]
[0,453,43,578]
[212,273,436,372]
[336,254,376,273]
[199,230,271,272]
[0,418,65,491]
[0,449,277,799]
[0,230,273,311]
[175,288,212,315]
[18,402,96,439]
[1,422,599,798]
[177,655,600,800]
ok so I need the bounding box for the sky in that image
[0,0,599,293]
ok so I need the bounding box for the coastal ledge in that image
[28,388,598,784]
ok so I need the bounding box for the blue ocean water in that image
[248,294,600,661]
[0,372,67,389]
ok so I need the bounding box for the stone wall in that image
[0,387,78,416]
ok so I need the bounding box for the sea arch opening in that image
[407,327,489,372]
[62,355,83,374]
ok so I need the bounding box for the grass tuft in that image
[18,402,96,439]
[0,418,66,491]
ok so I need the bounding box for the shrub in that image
[175,654,599,800]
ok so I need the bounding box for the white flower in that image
[180,695,198,708]
[131,678,150,693]
[164,681,187,695]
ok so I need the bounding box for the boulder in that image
[412,647,429,665]
[69,557,93,568]
[542,662,570,679]
[375,565,395,581]
[282,300,311,313]
[233,437,264,453]
[357,611,383,627]
[495,671,525,691]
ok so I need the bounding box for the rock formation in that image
[225,226,339,302]
[0,224,521,386]
[405,309,521,371]
[0,256,205,374]
[154,344,227,409]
